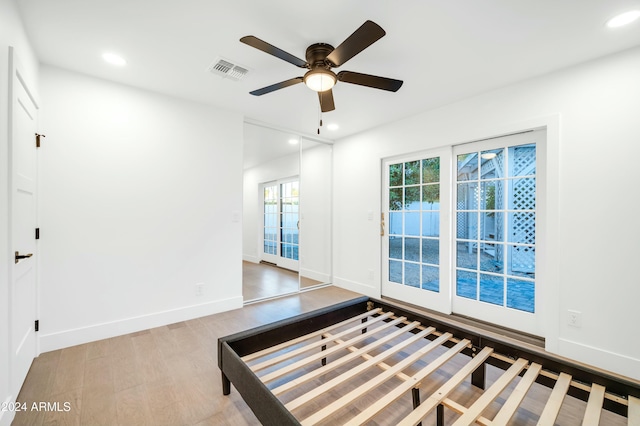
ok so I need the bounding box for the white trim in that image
[299,267,330,284]
[558,338,640,381]
[333,276,380,299]
[242,254,260,263]
[38,296,242,353]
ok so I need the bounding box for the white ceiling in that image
[17,0,640,143]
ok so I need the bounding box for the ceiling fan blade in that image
[318,89,335,112]
[337,71,403,92]
[326,20,386,67]
[249,77,304,96]
[240,36,308,68]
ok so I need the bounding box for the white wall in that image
[0,0,39,424]
[37,66,244,352]
[333,46,640,380]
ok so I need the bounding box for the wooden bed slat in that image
[284,327,441,411]
[346,340,486,426]
[452,358,529,426]
[241,308,382,362]
[260,315,406,384]
[536,372,572,426]
[395,346,494,426]
[250,311,393,372]
[442,398,491,425]
[582,383,605,426]
[629,396,640,426]
[297,334,461,425]
[271,322,429,396]
[491,362,542,425]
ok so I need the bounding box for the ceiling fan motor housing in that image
[305,43,335,68]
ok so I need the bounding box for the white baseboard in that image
[558,337,640,381]
[332,276,379,298]
[38,296,243,353]
[299,268,330,284]
[242,254,259,263]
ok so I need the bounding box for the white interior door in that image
[8,47,39,397]
[381,147,452,313]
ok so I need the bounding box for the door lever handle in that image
[15,251,33,264]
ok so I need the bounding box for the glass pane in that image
[457,153,478,181]
[481,212,503,241]
[508,245,535,278]
[422,158,440,183]
[456,270,477,299]
[404,212,420,236]
[421,212,439,237]
[480,180,503,210]
[389,260,402,283]
[507,278,535,313]
[405,161,421,185]
[389,236,402,259]
[510,178,536,210]
[422,184,440,207]
[404,237,420,262]
[508,212,535,244]
[389,163,403,186]
[480,149,504,179]
[405,187,420,209]
[389,188,403,211]
[456,241,477,270]
[480,243,503,273]
[421,238,439,265]
[405,263,420,287]
[509,144,536,177]
[479,274,504,306]
[389,212,402,235]
[456,212,478,240]
[422,265,439,292]
[457,183,478,210]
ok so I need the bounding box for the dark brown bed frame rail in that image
[218,296,640,425]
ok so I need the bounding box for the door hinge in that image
[35,320,39,332]
[35,228,40,240]
[35,133,46,148]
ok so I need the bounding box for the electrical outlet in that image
[567,310,582,327]
[195,283,204,297]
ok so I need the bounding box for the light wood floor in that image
[12,286,362,426]
[242,261,323,302]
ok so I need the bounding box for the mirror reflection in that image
[242,122,332,302]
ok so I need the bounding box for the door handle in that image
[15,251,33,264]
[380,213,385,237]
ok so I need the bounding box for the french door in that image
[382,130,543,335]
[261,178,299,271]
[381,147,452,313]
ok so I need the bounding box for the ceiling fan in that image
[240,20,403,113]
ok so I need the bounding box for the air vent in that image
[208,57,250,81]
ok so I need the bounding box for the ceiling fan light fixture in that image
[304,69,336,92]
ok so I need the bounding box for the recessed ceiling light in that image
[606,10,640,28]
[102,52,126,66]
[327,123,339,131]
[288,138,299,145]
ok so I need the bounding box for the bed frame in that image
[218,296,640,425]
